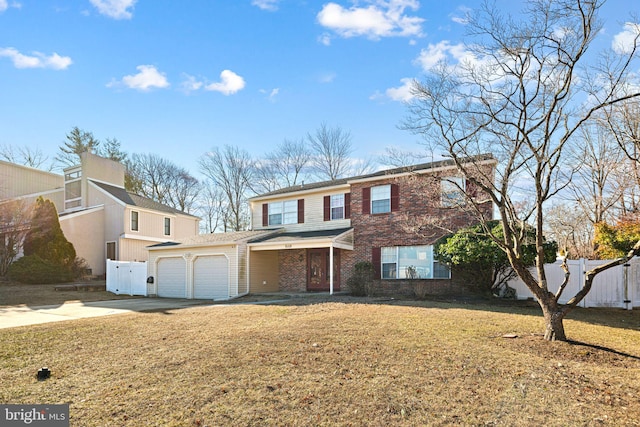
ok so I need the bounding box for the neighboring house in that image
[1,152,200,276]
[147,155,495,299]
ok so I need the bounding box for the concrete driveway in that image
[0,298,212,329]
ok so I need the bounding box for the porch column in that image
[329,244,334,295]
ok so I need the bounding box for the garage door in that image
[193,255,229,299]
[157,257,186,298]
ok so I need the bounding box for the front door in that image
[307,248,340,291]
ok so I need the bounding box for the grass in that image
[1,296,639,426]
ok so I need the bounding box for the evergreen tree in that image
[55,126,101,168]
[23,197,76,269]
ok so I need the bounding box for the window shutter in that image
[362,187,370,214]
[391,184,399,212]
[298,199,305,224]
[345,193,351,219]
[371,247,381,279]
[323,196,330,221]
[262,203,268,227]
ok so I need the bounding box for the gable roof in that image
[91,180,199,218]
[147,229,282,249]
[250,153,495,199]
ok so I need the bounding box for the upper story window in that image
[331,194,344,220]
[64,167,82,211]
[261,199,304,227]
[362,184,398,215]
[371,184,391,214]
[164,217,171,236]
[131,211,139,231]
[268,200,298,225]
[324,193,350,221]
[441,177,466,207]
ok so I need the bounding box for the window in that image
[64,170,81,180]
[268,200,298,225]
[106,242,116,260]
[324,193,350,221]
[441,177,466,207]
[131,211,139,231]
[379,245,450,279]
[164,217,171,236]
[331,194,344,220]
[371,185,391,214]
[64,167,82,211]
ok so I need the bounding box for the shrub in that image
[7,255,73,284]
[347,261,375,297]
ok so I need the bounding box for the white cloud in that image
[205,70,246,95]
[179,74,203,94]
[0,47,72,69]
[90,0,136,20]
[384,77,414,101]
[317,0,424,41]
[414,40,480,72]
[109,65,169,91]
[260,87,280,101]
[318,72,336,83]
[612,22,640,55]
[318,33,332,46]
[252,0,280,11]
[0,0,7,12]
[450,6,471,25]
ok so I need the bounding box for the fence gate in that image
[106,260,148,296]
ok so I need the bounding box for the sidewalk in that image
[0,298,212,329]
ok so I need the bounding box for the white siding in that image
[251,190,351,232]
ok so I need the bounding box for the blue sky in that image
[0,0,638,178]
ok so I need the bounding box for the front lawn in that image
[1,300,639,426]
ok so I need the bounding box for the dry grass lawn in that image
[1,298,639,426]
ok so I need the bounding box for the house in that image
[0,152,200,276]
[146,155,495,298]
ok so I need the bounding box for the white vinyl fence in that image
[106,260,148,296]
[507,257,640,309]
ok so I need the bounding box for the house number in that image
[284,244,292,248]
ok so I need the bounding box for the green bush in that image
[8,255,73,284]
[347,261,375,296]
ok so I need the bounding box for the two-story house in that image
[146,155,495,299]
[1,152,200,276]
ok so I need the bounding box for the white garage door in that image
[193,255,229,299]
[157,257,186,298]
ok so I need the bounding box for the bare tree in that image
[404,0,640,341]
[602,100,640,214]
[199,145,254,231]
[307,122,354,180]
[125,153,199,213]
[0,200,31,276]
[165,169,201,214]
[196,184,226,233]
[544,203,595,259]
[251,138,311,194]
[0,144,52,170]
[378,146,429,168]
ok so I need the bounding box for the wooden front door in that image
[307,248,340,291]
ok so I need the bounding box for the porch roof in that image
[248,227,353,251]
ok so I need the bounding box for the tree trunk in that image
[542,304,567,341]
